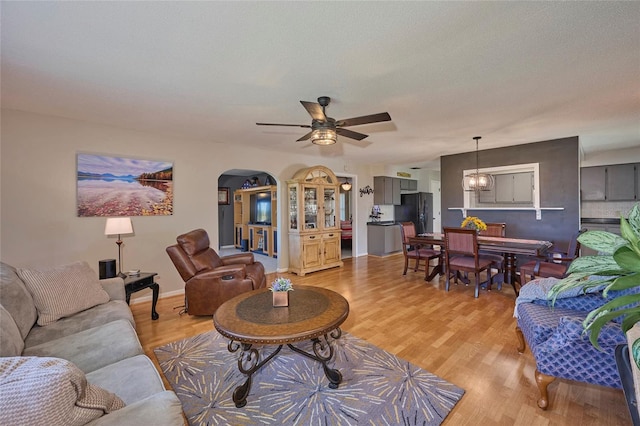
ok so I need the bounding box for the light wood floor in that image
[131,254,631,425]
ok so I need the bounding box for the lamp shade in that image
[341,181,352,191]
[104,217,133,236]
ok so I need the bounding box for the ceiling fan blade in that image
[296,131,314,142]
[337,112,391,127]
[256,123,311,128]
[336,128,368,141]
[300,101,326,121]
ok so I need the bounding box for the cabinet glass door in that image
[303,186,318,230]
[324,187,336,228]
[289,185,298,230]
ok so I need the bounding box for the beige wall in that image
[1,109,379,301]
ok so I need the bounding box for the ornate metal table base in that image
[228,329,343,408]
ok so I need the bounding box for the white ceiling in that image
[2,2,639,169]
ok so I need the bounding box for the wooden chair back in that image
[479,223,506,237]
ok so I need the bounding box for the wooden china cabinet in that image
[287,165,343,276]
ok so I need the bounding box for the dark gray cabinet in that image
[581,166,607,200]
[581,164,637,201]
[374,176,401,205]
[495,172,533,204]
[367,224,402,256]
[607,164,636,201]
[400,179,418,191]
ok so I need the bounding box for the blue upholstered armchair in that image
[514,278,634,410]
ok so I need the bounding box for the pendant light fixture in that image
[462,136,494,192]
[341,179,352,191]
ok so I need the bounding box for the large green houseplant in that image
[549,203,640,350]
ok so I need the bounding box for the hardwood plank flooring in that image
[131,254,631,425]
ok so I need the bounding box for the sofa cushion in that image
[24,300,135,349]
[23,319,144,374]
[85,391,184,426]
[0,356,125,426]
[0,305,24,356]
[0,262,38,338]
[17,261,110,326]
[86,355,167,405]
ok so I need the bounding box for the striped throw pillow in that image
[17,261,110,326]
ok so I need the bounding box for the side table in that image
[124,272,159,320]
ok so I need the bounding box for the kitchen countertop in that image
[366,221,397,226]
[581,218,621,225]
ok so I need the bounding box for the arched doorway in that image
[218,169,277,274]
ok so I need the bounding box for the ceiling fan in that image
[256,96,391,145]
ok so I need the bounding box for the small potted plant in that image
[461,216,487,232]
[270,277,293,307]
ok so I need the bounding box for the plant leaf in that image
[607,273,640,291]
[566,255,624,275]
[627,204,640,236]
[578,231,627,254]
[613,246,640,272]
[621,216,640,252]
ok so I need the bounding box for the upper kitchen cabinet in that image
[607,164,636,201]
[494,172,534,204]
[580,166,606,200]
[399,178,418,191]
[374,176,401,205]
[581,164,637,201]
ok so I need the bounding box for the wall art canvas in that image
[77,154,173,217]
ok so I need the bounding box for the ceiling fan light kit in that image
[312,128,337,145]
[257,96,391,146]
[462,136,495,192]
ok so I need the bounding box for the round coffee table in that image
[213,285,349,408]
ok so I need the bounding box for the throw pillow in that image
[0,356,125,426]
[17,261,110,326]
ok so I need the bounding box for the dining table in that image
[409,233,553,295]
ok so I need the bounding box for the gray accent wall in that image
[440,136,580,251]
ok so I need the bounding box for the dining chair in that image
[443,227,494,298]
[518,229,584,284]
[479,222,506,289]
[399,222,440,279]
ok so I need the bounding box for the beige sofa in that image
[0,261,184,425]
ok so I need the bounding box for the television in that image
[250,192,271,225]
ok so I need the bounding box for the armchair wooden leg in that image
[535,369,555,410]
[515,326,526,353]
[403,257,409,275]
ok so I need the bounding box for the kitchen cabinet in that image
[374,176,401,205]
[607,164,636,201]
[367,224,402,256]
[495,172,533,204]
[581,164,637,201]
[580,166,606,200]
[287,165,343,276]
[400,178,418,191]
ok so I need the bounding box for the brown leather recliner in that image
[166,228,266,315]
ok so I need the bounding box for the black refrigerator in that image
[394,192,433,234]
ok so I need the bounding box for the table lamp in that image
[104,217,134,278]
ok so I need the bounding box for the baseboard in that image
[129,288,185,305]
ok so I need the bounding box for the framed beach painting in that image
[77,153,173,217]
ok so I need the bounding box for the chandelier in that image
[462,136,494,192]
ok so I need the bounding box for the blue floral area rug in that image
[154,330,464,425]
